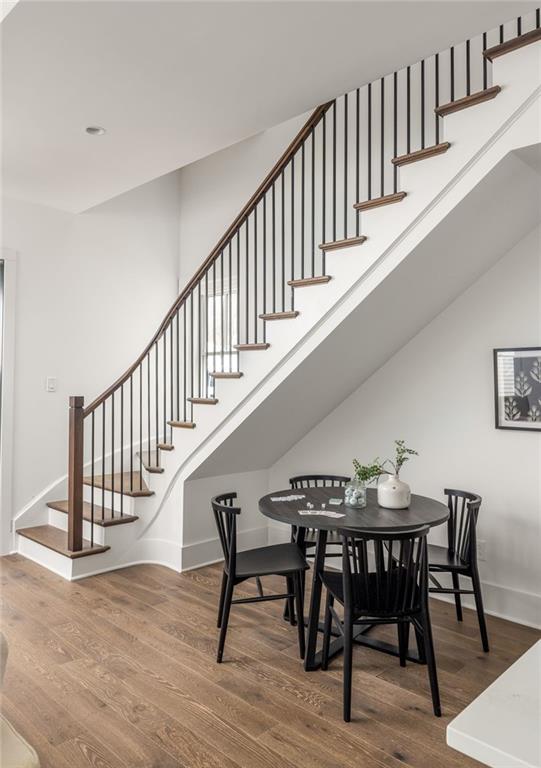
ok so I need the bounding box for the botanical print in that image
[497,349,541,430]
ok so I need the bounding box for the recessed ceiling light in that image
[86,126,106,136]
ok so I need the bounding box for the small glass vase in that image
[344,478,367,508]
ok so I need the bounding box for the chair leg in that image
[451,572,463,622]
[398,622,409,667]
[321,591,334,671]
[414,623,426,663]
[343,612,354,723]
[285,576,296,626]
[216,575,235,663]
[217,570,227,629]
[294,572,305,659]
[471,567,489,652]
[420,609,441,717]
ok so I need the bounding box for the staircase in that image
[15,12,541,579]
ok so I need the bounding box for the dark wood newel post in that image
[68,396,84,552]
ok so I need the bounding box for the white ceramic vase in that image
[377,474,411,509]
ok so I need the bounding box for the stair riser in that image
[17,533,74,579]
[48,508,106,546]
[82,485,136,515]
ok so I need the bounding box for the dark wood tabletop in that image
[259,487,449,533]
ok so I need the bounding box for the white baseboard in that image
[181,525,269,571]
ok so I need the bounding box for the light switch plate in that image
[46,377,57,392]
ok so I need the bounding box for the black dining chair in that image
[320,526,441,722]
[211,492,308,663]
[428,489,489,652]
[289,474,351,557]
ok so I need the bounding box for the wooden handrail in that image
[83,100,334,417]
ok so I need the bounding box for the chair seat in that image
[321,568,419,615]
[428,543,468,570]
[235,543,308,579]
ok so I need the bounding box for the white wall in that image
[182,469,270,571]
[1,171,181,549]
[177,112,308,287]
[269,225,541,628]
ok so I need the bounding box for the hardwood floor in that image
[1,554,539,768]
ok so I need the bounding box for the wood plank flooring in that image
[1,554,539,768]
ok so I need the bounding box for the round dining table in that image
[259,486,449,671]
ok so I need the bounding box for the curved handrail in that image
[83,100,334,417]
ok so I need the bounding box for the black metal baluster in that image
[311,126,315,275]
[130,373,133,492]
[155,341,158,468]
[368,83,372,199]
[171,316,174,439]
[344,91,348,237]
[301,143,305,277]
[245,219,249,338]
[281,172,285,309]
[466,40,471,96]
[175,310,179,423]
[450,46,455,102]
[536,9,540,29]
[290,156,295,296]
[262,201,266,344]
[183,302,187,419]
[332,100,337,241]
[393,71,398,193]
[322,111,326,252]
[380,78,384,198]
[254,207,258,339]
[90,411,95,543]
[120,383,124,517]
[355,88,360,232]
[205,270,209,394]
[499,24,504,44]
[162,331,166,460]
[147,353,150,475]
[189,291,194,411]
[102,401,106,521]
[407,66,411,153]
[483,33,488,90]
[221,249,225,370]
[237,230,241,353]
[213,256,216,378]
[197,282,202,396]
[272,183,276,313]
[111,390,115,517]
[435,53,440,144]
[421,60,425,149]
[517,16,522,36]
[139,364,143,490]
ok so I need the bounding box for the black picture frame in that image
[493,347,541,432]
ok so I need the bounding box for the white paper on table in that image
[298,510,345,518]
[270,494,306,502]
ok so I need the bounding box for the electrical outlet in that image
[46,377,57,393]
[477,539,487,561]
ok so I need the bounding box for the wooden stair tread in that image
[209,371,244,379]
[484,28,541,61]
[392,142,450,167]
[259,311,299,320]
[83,472,153,497]
[187,397,218,405]
[157,442,174,451]
[354,192,406,211]
[167,420,196,428]
[17,525,110,558]
[136,451,164,474]
[319,235,367,251]
[47,500,138,527]
[234,343,270,351]
[435,86,501,117]
[287,276,331,288]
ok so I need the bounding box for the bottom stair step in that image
[17,525,110,558]
[47,500,138,527]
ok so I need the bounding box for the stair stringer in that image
[18,43,541,579]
